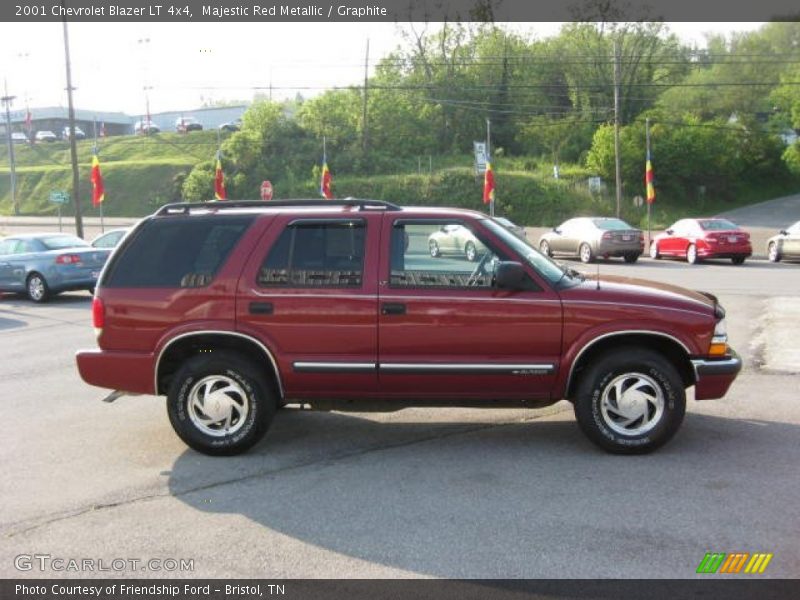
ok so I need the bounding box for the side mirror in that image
[666,229,674,235]
[779,229,788,235]
[553,227,561,234]
[494,261,527,290]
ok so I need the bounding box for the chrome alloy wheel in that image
[599,372,665,436]
[28,275,46,301]
[187,375,250,437]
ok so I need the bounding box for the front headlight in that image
[709,318,728,356]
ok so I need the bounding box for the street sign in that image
[473,141,487,176]
[49,191,69,204]
[260,180,273,201]
[633,195,644,207]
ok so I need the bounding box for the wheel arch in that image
[564,331,695,400]
[155,331,283,399]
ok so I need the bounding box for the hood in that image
[559,274,715,316]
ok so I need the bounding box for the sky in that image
[0,21,766,118]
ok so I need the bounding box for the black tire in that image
[539,240,552,257]
[686,244,699,264]
[623,253,640,264]
[167,351,276,456]
[573,347,686,454]
[731,256,746,265]
[579,242,594,264]
[465,241,477,262]
[26,272,50,303]
[429,239,441,258]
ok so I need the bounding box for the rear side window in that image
[103,216,253,288]
[258,220,365,288]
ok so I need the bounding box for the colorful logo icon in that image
[696,552,773,574]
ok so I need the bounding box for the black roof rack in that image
[155,199,402,216]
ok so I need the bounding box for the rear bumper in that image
[699,245,752,258]
[691,350,743,400]
[596,241,643,256]
[76,349,156,395]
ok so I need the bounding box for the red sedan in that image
[650,218,752,265]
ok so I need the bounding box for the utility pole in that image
[62,14,84,238]
[613,38,622,219]
[361,38,369,153]
[2,80,18,215]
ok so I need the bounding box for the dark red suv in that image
[76,200,742,456]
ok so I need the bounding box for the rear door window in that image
[258,220,366,288]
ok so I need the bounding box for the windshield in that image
[40,235,89,250]
[482,219,567,285]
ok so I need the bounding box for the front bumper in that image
[691,350,743,400]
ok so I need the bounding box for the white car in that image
[91,228,130,249]
[766,221,800,262]
[35,130,57,143]
[428,224,488,262]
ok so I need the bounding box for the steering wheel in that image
[466,252,497,286]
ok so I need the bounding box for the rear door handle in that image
[381,303,406,315]
[249,301,274,315]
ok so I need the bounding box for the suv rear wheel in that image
[573,348,686,454]
[167,351,276,456]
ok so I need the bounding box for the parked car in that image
[539,217,644,264]
[11,132,30,144]
[428,223,488,261]
[76,199,741,456]
[650,218,752,265]
[219,118,242,132]
[61,126,86,140]
[34,130,58,143]
[134,120,160,135]
[0,233,111,302]
[91,228,130,249]
[493,216,526,240]
[175,116,203,133]
[766,221,800,263]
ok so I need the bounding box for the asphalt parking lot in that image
[1,256,798,579]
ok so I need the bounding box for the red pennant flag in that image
[645,151,655,205]
[483,162,495,205]
[214,157,226,200]
[320,160,333,199]
[91,154,105,208]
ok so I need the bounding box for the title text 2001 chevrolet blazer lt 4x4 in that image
[76,200,742,455]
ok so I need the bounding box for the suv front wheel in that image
[573,348,685,454]
[167,351,276,456]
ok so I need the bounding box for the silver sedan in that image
[766,221,800,263]
[538,217,644,263]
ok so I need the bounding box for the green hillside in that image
[0,131,221,217]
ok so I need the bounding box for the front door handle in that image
[381,303,406,315]
[249,301,274,315]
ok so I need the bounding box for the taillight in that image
[706,235,718,243]
[602,232,613,240]
[56,254,81,264]
[92,297,105,336]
